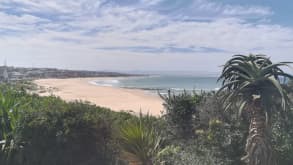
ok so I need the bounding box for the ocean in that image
[91,75,220,93]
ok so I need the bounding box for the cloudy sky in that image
[0,0,293,73]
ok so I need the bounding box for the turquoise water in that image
[92,75,220,92]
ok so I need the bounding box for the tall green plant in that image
[120,113,162,165]
[159,90,202,138]
[0,86,22,163]
[218,54,292,165]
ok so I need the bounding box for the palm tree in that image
[217,54,292,165]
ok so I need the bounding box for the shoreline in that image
[33,77,164,116]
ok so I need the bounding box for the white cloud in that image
[0,0,292,72]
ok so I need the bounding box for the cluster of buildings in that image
[0,66,25,83]
[0,64,132,83]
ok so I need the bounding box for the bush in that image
[9,98,117,165]
[160,90,202,138]
[159,91,247,165]
[159,143,229,165]
[272,112,293,165]
[0,84,137,165]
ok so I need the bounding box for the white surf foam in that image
[89,79,120,87]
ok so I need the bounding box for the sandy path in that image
[34,77,164,116]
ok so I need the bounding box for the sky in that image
[0,0,293,73]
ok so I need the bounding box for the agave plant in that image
[120,113,162,165]
[217,54,292,165]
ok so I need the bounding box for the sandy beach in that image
[34,77,164,116]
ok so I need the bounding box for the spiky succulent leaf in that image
[217,54,292,117]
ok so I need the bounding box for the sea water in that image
[91,75,220,93]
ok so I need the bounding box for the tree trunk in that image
[241,99,275,165]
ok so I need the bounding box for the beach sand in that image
[34,77,164,116]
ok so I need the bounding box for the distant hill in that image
[0,66,138,82]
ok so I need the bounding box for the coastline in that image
[33,77,164,116]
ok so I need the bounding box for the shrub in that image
[272,112,293,165]
[159,91,247,165]
[157,139,232,165]
[11,98,119,165]
[159,90,202,138]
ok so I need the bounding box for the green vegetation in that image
[14,101,117,165]
[218,54,292,165]
[159,90,203,138]
[0,86,25,164]
[120,113,162,165]
[0,85,136,165]
[0,54,292,165]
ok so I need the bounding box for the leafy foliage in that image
[158,91,247,165]
[159,90,202,138]
[0,85,136,165]
[271,112,293,165]
[14,101,116,165]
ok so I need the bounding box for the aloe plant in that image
[218,54,292,165]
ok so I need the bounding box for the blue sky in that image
[0,0,292,73]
